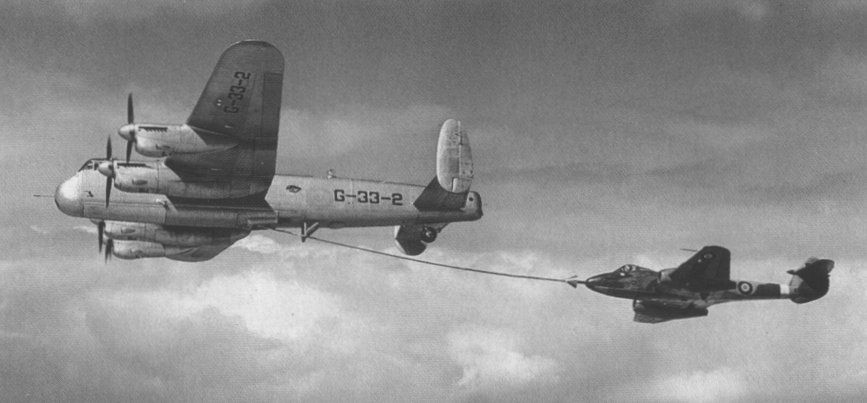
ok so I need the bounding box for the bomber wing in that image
[167,40,284,193]
[665,245,733,291]
[169,243,236,262]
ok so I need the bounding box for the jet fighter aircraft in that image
[54,40,482,261]
[569,246,833,323]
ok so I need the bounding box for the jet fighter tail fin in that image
[788,258,834,304]
[414,119,473,211]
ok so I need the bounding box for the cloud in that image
[447,325,560,390]
[649,367,746,402]
[29,225,51,235]
[74,225,98,235]
[232,234,284,255]
[93,269,359,350]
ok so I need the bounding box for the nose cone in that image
[118,124,135,141]
[55,176,83,216]
[585,274,604,291]
[584,273,622,292]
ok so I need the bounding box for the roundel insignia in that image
[703,253,714,260]
[737,281,753,294]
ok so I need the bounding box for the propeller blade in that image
[104,239,113,263]
[105,176,112,208]
[98,221,105,253]
[106,135,113,160]
[126,140,133,163]
[127,93,134,124]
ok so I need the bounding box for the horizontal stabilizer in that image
[394,223,447,256]
[789,258,834,304]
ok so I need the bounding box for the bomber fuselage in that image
[55,161,482,231]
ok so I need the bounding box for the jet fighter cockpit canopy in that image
[614,264,652,276]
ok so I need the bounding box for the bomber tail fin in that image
[788,258,834,304]
[414,119,473,211]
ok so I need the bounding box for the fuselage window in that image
[286,185,302,193]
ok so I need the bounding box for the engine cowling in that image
[104,221,249,247]
[112,161,269,199]
[128,124,238,157]
[111,240,171,259]
[632,300,708,322]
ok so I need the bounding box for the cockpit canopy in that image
[614,264,652,277]
[78,159,103,172]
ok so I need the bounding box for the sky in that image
[2,0,867,401]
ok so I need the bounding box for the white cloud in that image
[650,367,746,402]
[96,270,356,347]
[447,325,560,390]
[232,234,284,255]
[74,225,98,235]
[29,225,51,235]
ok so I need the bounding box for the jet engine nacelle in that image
[658,268,675,283]
[112,161,269,199]
[632,300,708,322]
[104,221,249,247]
[124,124,238,158]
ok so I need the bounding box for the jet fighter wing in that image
[666,245,733,290]
[167,40,284,186]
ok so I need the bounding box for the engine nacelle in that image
[111,240,168,259]
[104,221,249,247]
[658,268,675,283]
[112,161,269,199]
[127,124,238,157]
[632,300,708,322]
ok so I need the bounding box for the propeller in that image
[97,135,116,208]
[98,221,105,253]
[104,238,114,263]
[120,93,135,163]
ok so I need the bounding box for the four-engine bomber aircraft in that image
[569,246,833,323]
[55,40,482,261]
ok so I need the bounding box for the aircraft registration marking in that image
[334,189,403,205]
[223,71,250,113]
